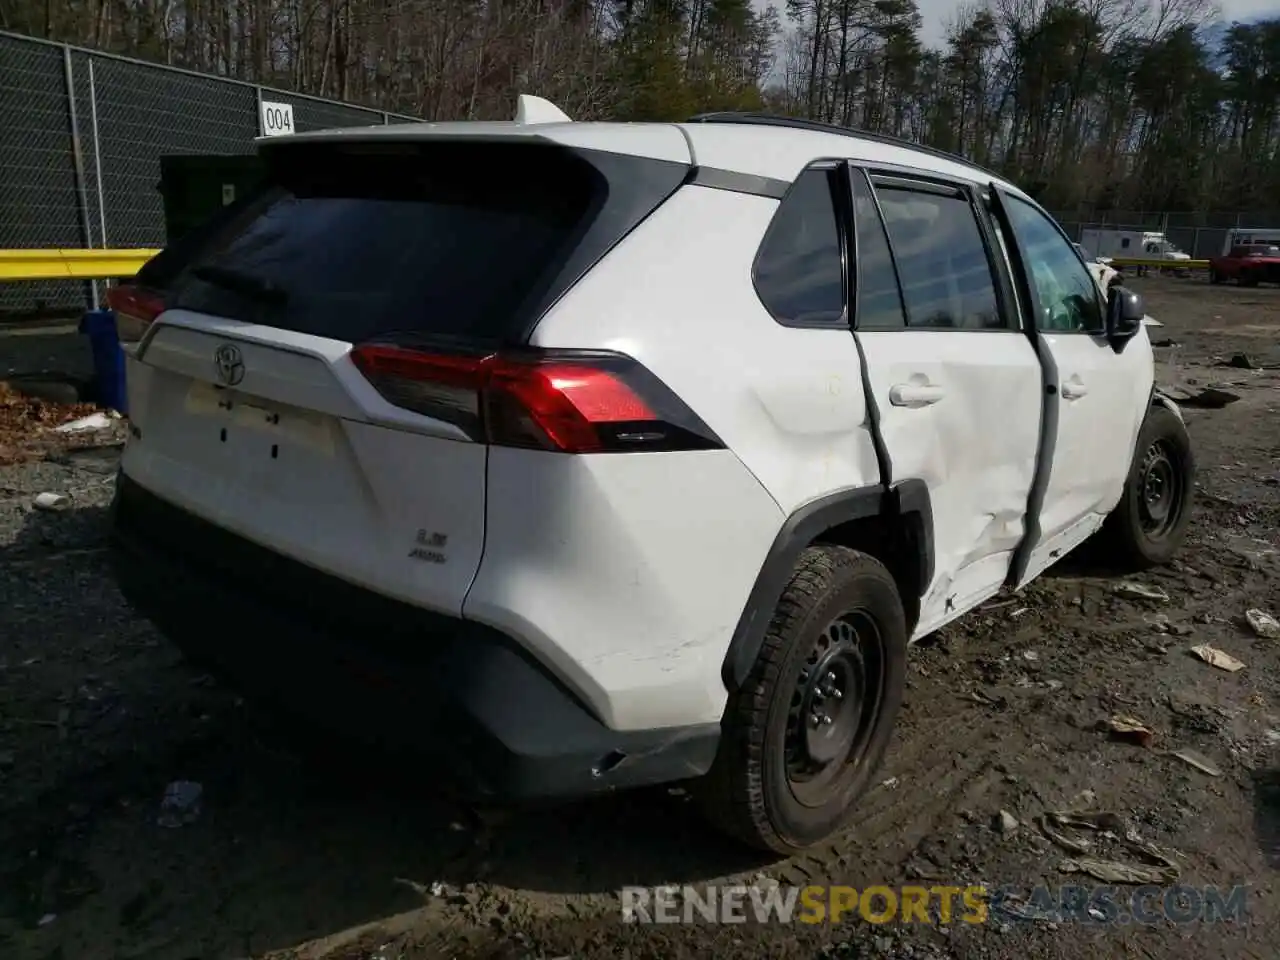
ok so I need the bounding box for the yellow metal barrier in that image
[1106,257,1209,270]
[0,249,1212,283]
[0,248,160,281]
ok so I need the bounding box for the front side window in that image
[874,185,1006,330]
[753,167,846,327]
[1002,196,1104,334]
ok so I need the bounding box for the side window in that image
[874,184,1007,330]
[851,172,907,330]
[753,168,846,326]
[1002,196,1104,334]
[1121,237,1131,249]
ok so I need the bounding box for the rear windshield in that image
[159,140,685,345]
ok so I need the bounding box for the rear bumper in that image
[109,473,719,800]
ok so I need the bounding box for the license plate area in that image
[184,379,335,461]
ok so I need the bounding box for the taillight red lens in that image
[487,361,657,453]
[348,344,721,454]
[105,284,166,343]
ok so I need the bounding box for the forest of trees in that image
[3,0,1279,213]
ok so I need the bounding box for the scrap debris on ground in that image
[0,381,125,466]
[0,277,1277,960]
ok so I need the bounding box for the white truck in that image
[1080,228,1191,264]
[1222,228,1280,255]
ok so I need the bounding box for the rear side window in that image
[753,168,846,326]
[160,141,686,346]
[851,172,907,330]
[874,185,1006,330]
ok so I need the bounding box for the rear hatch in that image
[115,135,690,614]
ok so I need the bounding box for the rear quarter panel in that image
[529,183,881,515]
[467,184,881,732]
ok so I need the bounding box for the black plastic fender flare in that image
[720,479,934,691]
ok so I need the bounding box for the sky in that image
[867,0,1280,48]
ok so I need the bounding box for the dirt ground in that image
[1,277,1278,960]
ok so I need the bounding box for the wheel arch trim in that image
[1152,387,1185,424]
[721,481,934,692]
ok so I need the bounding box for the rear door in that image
[849,168,1044,637]
[120,137,688,615]
[989,187,1150,586]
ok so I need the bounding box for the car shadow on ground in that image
[1253,764,1280,872]
[0,495,768,958]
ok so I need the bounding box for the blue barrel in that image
[79,308,128,414]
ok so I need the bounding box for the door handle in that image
[1061,379,1089,400]
[889,383,945,408]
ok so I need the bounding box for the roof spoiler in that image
[514,95,572,125]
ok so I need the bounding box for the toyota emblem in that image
[214,343,245,386]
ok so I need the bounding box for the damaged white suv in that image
[108,98,1194,853]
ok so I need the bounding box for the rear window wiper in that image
[190,264,289,304]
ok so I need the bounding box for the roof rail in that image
[684,112,1005,181]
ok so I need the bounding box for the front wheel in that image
[1097,405,1195,569]
[699,546,907,853]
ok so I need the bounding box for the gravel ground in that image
[1,277,1278,960]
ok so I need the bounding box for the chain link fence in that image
[1053,211,1280,261]
[0,29,418,316]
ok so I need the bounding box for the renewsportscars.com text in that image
[620,883,1248,926]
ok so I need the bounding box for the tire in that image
[1210,269,1223,285]
[699,546,907,853]
[1241,270,1259,287]
[1096,405,1195,570]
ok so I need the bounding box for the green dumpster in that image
[157,154,266,245]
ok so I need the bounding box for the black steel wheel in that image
[783,611,885,807]
[700,545,907,853]
[1136,438,1186,542]
[1097,404,1195,569]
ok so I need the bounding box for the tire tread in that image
[701,545,902,853]
[1097,404,1195,570]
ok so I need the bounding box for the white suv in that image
[107,98,1195,853]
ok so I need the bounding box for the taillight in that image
[349,344,722,454]
[105,283,166,343]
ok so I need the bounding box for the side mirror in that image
[1106,285,1144,348]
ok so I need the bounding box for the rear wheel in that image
[1096,405,1195,569]
[1210,269,1223,285]
[700,546,907,853]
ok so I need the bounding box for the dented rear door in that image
[848,167,1043,636]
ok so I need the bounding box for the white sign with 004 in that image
[260,100,294,137]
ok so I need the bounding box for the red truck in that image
[1209,243,1280,286]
